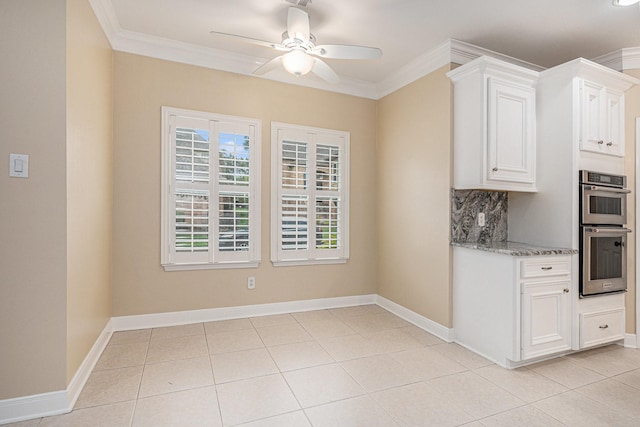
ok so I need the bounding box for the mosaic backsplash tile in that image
[451,189,507,244]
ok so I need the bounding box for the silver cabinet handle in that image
[599,324,609,329]
[597,140,604,145]
[492,167,498,172]
[541,266,553,271]
[563,288,569,293]
[607,142,613,147]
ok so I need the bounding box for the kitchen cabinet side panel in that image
[509,76,577,248]
[452,74,485,189]
[453,247,516,365]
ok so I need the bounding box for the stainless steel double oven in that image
[579,170,631,297]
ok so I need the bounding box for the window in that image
[271,122,349,266]
[161,107,260,271]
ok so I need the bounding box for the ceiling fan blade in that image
[312,44,383,60]
[287,7,310,42]
[253,55,284,75]
[311,57,340,84]
[210,30,285,50]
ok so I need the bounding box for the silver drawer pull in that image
[607,142,613,147]
[541,266,553,271]
[563,288,569,293]
[599,325,609,329]
[492,167,498,172]
[597,140,604,145]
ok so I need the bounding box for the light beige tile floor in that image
[11,305,640,426]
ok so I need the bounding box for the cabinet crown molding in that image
[447,55,539,86]
[540,57,639,92]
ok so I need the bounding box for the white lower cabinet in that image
[579,308,625,348]
[577,293,626,349]
[453,247,574,368]
[521,279,571,360]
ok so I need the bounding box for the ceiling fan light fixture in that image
[613,0,640,6]
[282,49,314,76]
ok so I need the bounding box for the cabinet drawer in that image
[520,257,571,279]
[580,308,625,348]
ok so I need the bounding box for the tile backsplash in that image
[451,189,507,244]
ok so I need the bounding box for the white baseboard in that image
[375,295,453,342]
[0,391,68,426]
[0,320,112,426]
[624,333,638,348]
[111,294,378,331]
[67,320,114,409]
[1,293,449,425]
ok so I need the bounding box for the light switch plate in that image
[10,153,29,178]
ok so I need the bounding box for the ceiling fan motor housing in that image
[285,0,312,7]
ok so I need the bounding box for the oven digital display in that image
[585,171,624,187]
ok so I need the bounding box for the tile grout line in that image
[202,323,226,427]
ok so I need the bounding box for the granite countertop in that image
[451,241,578,256]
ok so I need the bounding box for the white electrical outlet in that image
[247,276,256,290]
[477,212,486,227]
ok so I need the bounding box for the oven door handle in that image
[583,184,631,194]
[584,227,632,233]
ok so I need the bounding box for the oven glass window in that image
[590,236,623,280]
[589,196,621,216]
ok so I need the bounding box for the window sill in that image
[162,261,260,272]
[271,258,348,267]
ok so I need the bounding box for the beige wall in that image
[66,0,113,382]
[375,66,454,327]
[111,53,377,316]
[624,69,640,334]
[0,0,68,399]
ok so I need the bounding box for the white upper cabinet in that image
[448,56,538,192]
[579,79,624,157]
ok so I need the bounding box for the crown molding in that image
[374,40,453,99]
[539,57,639,92]
[449,39,545,72]
[89,1,569,100]
[375,39,545,98]
[592,47,640,71]
[88,0,119,45]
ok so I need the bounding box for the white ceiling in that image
[91,0,640,98]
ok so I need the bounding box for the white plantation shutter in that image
[313,138,343,258]
[214,123,255,263]
[175,190,209,253]
[161,107,261,271]
[282,195,308,251]
[171,118,211,265]
[271,122,349,266]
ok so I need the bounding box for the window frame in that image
[270,121,350,267]
[161,106,261,271]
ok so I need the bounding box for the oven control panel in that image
[580,170,626,189]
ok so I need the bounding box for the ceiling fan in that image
[210,6,383,83]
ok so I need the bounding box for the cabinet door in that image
[605,90,624,156]
[580,80,605,152]
[521,280,571,360]
[487,77,535,184]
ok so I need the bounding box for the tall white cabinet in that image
[509,59,637,353]
[448,57,538,192]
